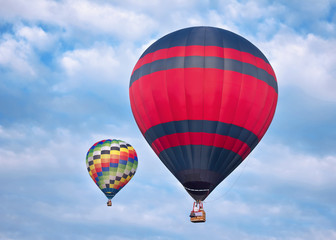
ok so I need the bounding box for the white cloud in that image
[0,34,36,76]
[66,0,156,39]
[247,142,336,190]
[0,25,56,78]
[61,45,119,76]
[0,145,57,170]
[28,175,190,236]
[279,0,335,29]
[17,26,55,51]
[35,201,181,232]
[55,40,143,93]
[0,125,26,139]
[260,31,336,102]
[0,0,156,41]
[55,44,121,91]
[0,0,57,21]
[0,126,88,171]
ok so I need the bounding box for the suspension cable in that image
[204,159,249,203]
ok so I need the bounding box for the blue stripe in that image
[119,159,127,165]
[110,163,118,168]
[144,120,259,150]
[140,27,269,63]
[130,56,277,93]
[102,167,109,172]
[158,145,243,175]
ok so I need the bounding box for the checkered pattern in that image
[86,139,138,200]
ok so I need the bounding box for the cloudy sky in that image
[1,0,336,239]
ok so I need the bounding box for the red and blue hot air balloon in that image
[129,26,278,222]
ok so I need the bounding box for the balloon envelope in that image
[86,139,138,200]
[129,26,278,201]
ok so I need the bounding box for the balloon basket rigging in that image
[190,201,206,223]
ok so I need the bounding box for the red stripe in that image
[130,90,147,136]
[130,68,278,139]
[132,46,276,81]
[101,162,109,168]
[120,152,128,160]
[128,150,134,159]
[110,157,119,163]
[256,92,278,139]
[151,132,251,159]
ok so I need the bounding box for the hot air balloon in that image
[129,26,278,222]
[86,139,138,206]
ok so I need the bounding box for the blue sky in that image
[1,0,336,239]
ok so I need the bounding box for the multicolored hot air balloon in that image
[129,26,278,221]
[86,139,138,206]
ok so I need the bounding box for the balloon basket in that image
[190,201,206,223]
[107,200,112,207]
